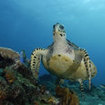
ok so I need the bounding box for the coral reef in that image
[0,66,35,105]
[0,64,59,105]
[0,47,60,105]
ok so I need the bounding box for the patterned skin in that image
[31,23,97,91]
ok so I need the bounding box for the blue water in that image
[0,0,105,86]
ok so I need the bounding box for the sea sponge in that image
[56,86,80,105]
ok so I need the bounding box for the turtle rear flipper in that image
[31,48,47,80]
[80,49,91,90]
[78,79,84,98]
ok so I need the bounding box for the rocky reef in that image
[0,47,105,105]
[0,47,80,105]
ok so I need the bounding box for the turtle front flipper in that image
[80,49,91,90]
[30,48,47,80]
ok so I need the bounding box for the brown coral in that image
[0,47,20,68]
[34,101,39,105]
[4,68,16,84]
[0,47,19,60]
[56,86,79,105]
[0,47,61,105]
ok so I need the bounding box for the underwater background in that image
[0,0,105,87]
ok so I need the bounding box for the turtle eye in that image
[59,25,64,29]
[53,25,55,29]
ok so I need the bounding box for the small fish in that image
[20,50,26,63]
[100,84,105,89]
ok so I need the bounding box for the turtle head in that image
[53,23,66,41]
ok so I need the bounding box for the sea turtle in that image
[30,23,97,90]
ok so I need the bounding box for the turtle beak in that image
[53,23,64,30]
[53,23,65,35]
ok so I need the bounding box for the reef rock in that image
[0,47,60,105]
